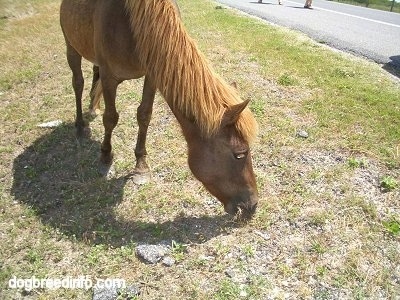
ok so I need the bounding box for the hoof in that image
[76,124,91,138]
[98,162,115,178]
[129,170,151,185]
[99,152,114,177]
[89,108,100,118]
[100,151,114,165]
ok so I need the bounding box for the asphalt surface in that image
[215,0,400,68]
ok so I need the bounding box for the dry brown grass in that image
[0,0,399,299]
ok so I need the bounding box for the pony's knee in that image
[102,111,119,130]
[137,107,152,127]
[72,74,84,92]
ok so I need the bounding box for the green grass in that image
[347,157,366,169]
[383,217,400,236]
[332,0,400,13]
[182,2,400,165]
[380,175,398,191]
[0,0,399,299]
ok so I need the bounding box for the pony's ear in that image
[231,81,238,89]
[222,99,251,126]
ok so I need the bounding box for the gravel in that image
[135,242,171,264]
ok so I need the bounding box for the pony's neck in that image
[125,0,257,143]
[125,0,237,137]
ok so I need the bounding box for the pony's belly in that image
[60,0,97,63]
[72,40,96,64]
[104,55,145,81]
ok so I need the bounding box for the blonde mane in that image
[124,0,258,143]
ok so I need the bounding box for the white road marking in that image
[285,0,400,28]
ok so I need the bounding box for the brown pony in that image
[60,0,259,220]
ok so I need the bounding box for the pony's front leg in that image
[131,76,156,184]
[99,75,119,171]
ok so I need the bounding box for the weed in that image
[314,289,331,300]
[380,176,398,191]
[346,196,377,219]
[25,249,42,264]
[118,245,134,258]
[0,265,13,283]
[214,242,231,257]
[347,157,366,169]
[308,211,331,227]
[333,67,356,78]
[0,145,13,154]
[277,73,297,86]
[242,244,255,258]
[215,279,242,300]
[24,165,37,179]
[310,241,326,255]
[316,265,328,277]
[171,240,187,261]
[86,244,107,266]
[117,287,140,300]
[151,224,164,237]
[352,288,368,300]
[249,98,265,118]
[382,218,400,236]
[278,263,294,276]
[246,275,270,297]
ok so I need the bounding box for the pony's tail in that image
[89,79,103,116]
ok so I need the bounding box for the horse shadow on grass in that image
[382,55,400,79]
[11,122,234,247]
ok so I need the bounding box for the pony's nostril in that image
[236,202,257,221]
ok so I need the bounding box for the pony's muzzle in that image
[224,196,258,221]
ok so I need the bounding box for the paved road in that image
[215,0,400,68]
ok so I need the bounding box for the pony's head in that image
[180,100,258,220]
[125,0,259,219]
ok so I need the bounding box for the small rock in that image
[37,120,63,128]
[93,285,140,300]
[92,286,118,300]
[224,269,248,284]
[162,256,176,267]
[135,243,170,264]
[297,129,309,138]
[254,230,270,240]
[199,255,215,261]
[206,197,219,207]
[240,290,248,297]
[225,269,236,278]
[281,280,290,287]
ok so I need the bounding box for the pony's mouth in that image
[224,202,257,221]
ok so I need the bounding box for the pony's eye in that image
[234,151,248,160]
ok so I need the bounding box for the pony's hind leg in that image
[89,65,100,116]
[131,76,156,184]
[66,43,85,136]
